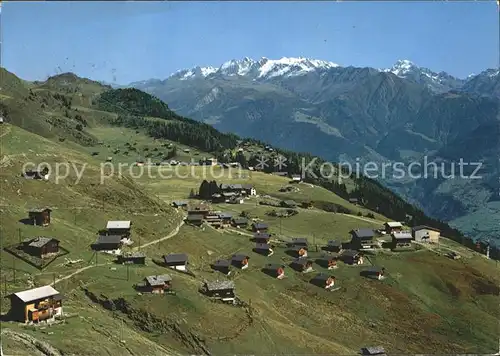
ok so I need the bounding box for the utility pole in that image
[126,264,129,281]
[18,228,21,244]
[279,217,282,235]
[53,273,56,286]
[13,257,16,283]
[486,238,490,259]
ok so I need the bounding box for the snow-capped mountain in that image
[383,59,465,93]
[169,57,340,81]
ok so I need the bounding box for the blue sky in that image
[2,1,498,84]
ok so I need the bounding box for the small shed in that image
[163,253,188,271]
[172,201,188,209]
[281,200,297,208]
[315,254,339,269]
[231,254,250,269]
[252,222,268,233]
[28,208,52,227]
[360,346,386,356]
[254,243,273,256]
[117,251,146,265]
[22,237,59,259]
[326,240,342,253]
[341,250,363,265]
[384,221,403,234]
[106,220,131,237]
[232,217,248,228]
[362,267,386,280]
[218,212,233,223]
[253,233,271,243]
[311,273,336,289]
[391,231,413,249]
[186,214,204,226]
[200,280,235,302]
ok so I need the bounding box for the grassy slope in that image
[0,71,498,355]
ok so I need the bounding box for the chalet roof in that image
[253,223,268,229]
[412,225,441,233]
[204,280,235,291]
[220,183,243,190]
[241,184,254,190]
[213,259,231,268]
[282,200,297,205]
[121,251,146,258]
[13,285,60,303]
[106,221,131,229]
[186,214,204,221]
[265,263,284,270]
[392,232,412,240]
[232,254,250,262]
[292,245,308,251]
[172,201,188,206]
[327,240,342,247]
[351,228,374,239]
[291,174,301,179]
[232,217,248,224]
[145,275,172,286]
[164,253,188,264]
[254,232,270,239]
[95,235,123,245]
[312,273,334,282]
[292,237,308,245]
[385,221,403,228]
[291,258,312,266]
[317,253,339,261]
[28,207,52,213]
[255,243,270,250]
[26,237,59,248]
[361,346,386,355]
[367,267,385,273]
[218,212,233,219]
[342,249,360,258]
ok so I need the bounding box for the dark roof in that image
[392,232,412,240]
[253,223,268,229]
[291,258,312,266]
[317,253,339,261]
[255,243,270,250]
[232,217,248,224]
[342,249,360,258]
[327,240,341,247]
[349,198,359,202]
[172,201,188,206]
[232,254,249,262]
[367,267,385,273]
[220,183,243,190]
[282,200,297,205]
[145,275,172,286]
[242,184,254,190]
[292,237,308,245]
[213,259,231,267]
[95,235,122,245]
[361,346,386,355]
[121,251,146,258]
[312,273,333,282]
[163,253,188,264]
[412,225,441,233]
[186,214,204,221]
[25,237,59,248]
[351,228,375,239]
[218,212,233,219]
[265,263,284,270]
[292,246,308,251]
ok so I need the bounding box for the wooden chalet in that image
[281,200,297,208]
[349,198,359,205]
[9,285,63,323]
[253,232,271,243]
[412,225,441,243]
[254,243,273,256]
[22,237,59,259]
[219,183,255,196]
[362,267,386,280]
[212,259,232,275]
[264,263,285,279]
[290,246,308,258]
[231,254,250,269]
[187,204,209,217]
[316,254,339,269]
[91,235,123,252]
[141,275,172,294]
[232,217,248,228]
[22,167,49,181]
[163,253,188,271]
[205,214,222,228]
[384,221,403,234]
[391,231,413,249]
[211,193,225,203]
[350,228,377,250]
[105,220,132,237]
[218,212,233,224]
[361,346,386,356]
[326,240,342,253]
[200,280,235,302]
[290,258,313,273]
[341,249,364,265]
[185,214,204,226]
[311,273,336,289]
[28,208,52,227]
[252,222,268,233]
[117,251,146,265]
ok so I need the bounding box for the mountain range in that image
[129,57,500,244]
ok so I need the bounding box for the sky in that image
[2,1,499,84]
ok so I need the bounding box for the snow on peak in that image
[169,56,340,81]
[383,59,418,76]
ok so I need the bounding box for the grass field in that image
[0,70,499,355]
